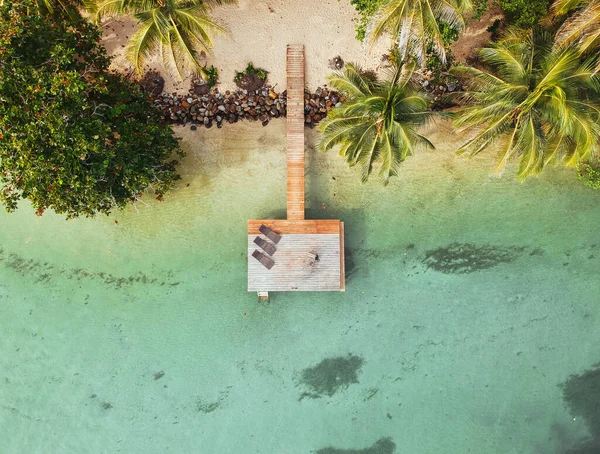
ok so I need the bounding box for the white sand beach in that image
[101,0,389,93]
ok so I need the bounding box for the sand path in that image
[452,0,504,63]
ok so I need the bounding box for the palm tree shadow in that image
[99,19,137,57]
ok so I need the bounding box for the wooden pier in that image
[286,45,306,221]
[247,45,345,294]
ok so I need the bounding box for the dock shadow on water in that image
[297,354,364,401]
[560,363,600,452]
[422,243,525,274]
[313,437,396,454]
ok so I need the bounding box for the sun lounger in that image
[259,224,282,244]
[252,250,275,270]
[254,236,276,256]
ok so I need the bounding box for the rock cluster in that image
[417,70,462,105]
[152,85,345,130]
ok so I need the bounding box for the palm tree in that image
[36,0,87,14]
[552,0,600,69]
[317,61,434,184]
[368,0,472,66]
[453,28,600,179]
[93,0,234,79]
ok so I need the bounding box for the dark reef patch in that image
[0,247,179,289]
[297,354,364,400]
[422,243,525,274]
[561,363,600,452]
[314,437,396,454]
[196,389,230,414]
[196,400,220,414]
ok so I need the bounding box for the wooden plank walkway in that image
[248,219,341,235]
[286,44,305,221]
[247,46,345,293]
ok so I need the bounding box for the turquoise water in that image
[1,120,599,453]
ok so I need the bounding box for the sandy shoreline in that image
[100,0,389,94]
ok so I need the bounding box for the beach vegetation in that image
[349,0,386,41]
[204,65,219,88]
[425,20,460,70]
[234,62,268,91]
[578,162,600,189]
[318,57,434,184]
[92,0,235,80]
[497,0,549,28]
[35,0,87,14]
[234,62,268,83]
[452,27,600,179]
[0,1,183,218]
[471,0,488,20]
[367,0,473,66]
[487,18,503,39]
[552,0,600,71]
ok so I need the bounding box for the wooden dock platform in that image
[248,220,345,292]
[286,45,305,221]
[247,45,345,293]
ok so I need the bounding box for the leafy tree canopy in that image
[497,0,550,28]
[0,0,183,218]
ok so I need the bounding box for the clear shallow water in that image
[1,120,600,454]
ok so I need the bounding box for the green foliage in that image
[452,28,600,180]
[487,18,502,36]
[578,162,600,189]
[471,0,488,19]
[317,60,434,185]
[0,1,183,218]
[234,62,267,82]
[368,0,472,66]
[497,0,549,27]
[552,0,600,73]
[349,0,385,41]
[93,0,235,80]
[425,21,460,70]
[204,65,219,88]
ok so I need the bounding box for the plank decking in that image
[247,45,345,293]
[286,45,305,221]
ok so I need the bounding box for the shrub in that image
[425,21,460,70]
[234,62,267,83]
[578,162,600,190]
[472,0,489,20]
[204,65,219,88]
[497,0,549,28]
[349,0,385,41]
[0,1,183,218]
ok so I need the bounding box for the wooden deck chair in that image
[252,250,275,270]
[254,236,276,256]
[259,224,282,244]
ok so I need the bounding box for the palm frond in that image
[454,27,600,179]
[319,62,432,184]
[368,0,467,66]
